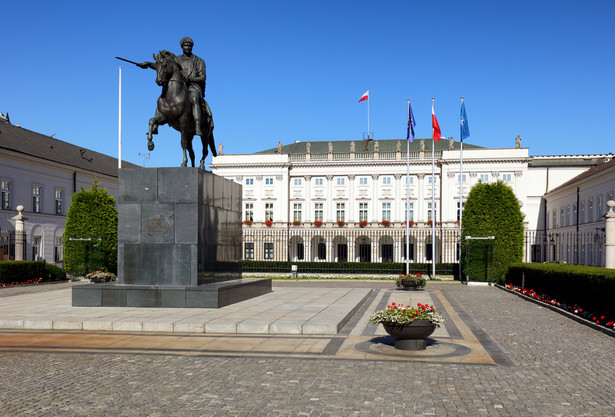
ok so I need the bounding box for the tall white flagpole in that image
[118,66,122,169]
[431,98,436,279]
[459,97,464,248]
[367,89,370,139]
[406,99,410,275]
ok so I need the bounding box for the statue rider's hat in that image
[180,37,194,46]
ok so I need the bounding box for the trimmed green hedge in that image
[243,261,459,277]
[64,181,118,275]
[505,263,615,313]
[0,261,67,284]
[462,181,524,283]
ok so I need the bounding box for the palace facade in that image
[211,138,611,266]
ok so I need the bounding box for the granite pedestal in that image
[72,167,271,308]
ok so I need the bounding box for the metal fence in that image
[242,226,461,265]
[523,230,606,266]
[0,231,26,261]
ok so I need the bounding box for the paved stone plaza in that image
[0,281,613,416]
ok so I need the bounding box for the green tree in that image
[461,181,524,283]
[63,181,117,275]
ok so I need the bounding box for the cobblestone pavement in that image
[0,282,614,416]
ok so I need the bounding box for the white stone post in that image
[11,205,27,261]
[605,200,615,268]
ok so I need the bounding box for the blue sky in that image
[2,0,614,167]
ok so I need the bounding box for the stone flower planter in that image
[400,278,423,291]
[382,319,436,350]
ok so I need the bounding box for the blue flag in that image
[460,102,470,141]
[407,102,416,142]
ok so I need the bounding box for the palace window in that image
[244,243,254,260]
[405,202,414,221]
[1,179,11,210]
[336,177,345,186]
[265,177,274,185]
[55,188,64,215]
[480,174,489,182]
[382,177,391,185]
[588,198,593,222]
[265,203,274,221]
[245,203,254,221]
[245,178,254,185]
[359,177,368,185]
[32,185,42,213]
[314,178,323,186]
[359,203,368,222]
[293,178,302,186]
[382,202,391,221]
[32,236,42,261]
[54,237,63,262]
[314,203,323,222]
[336,203,345,222]
[293,203,302,222]
[427,202,438,222]
[264,243,274,260]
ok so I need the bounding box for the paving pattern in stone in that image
[0,282,614,416]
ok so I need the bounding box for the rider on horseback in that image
[139,36,212,137]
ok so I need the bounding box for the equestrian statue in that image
[117,37,217,168]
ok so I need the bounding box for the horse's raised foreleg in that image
[147,112,166,152]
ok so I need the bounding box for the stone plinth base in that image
[72,278,271,308]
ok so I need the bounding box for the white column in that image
[304,175,312,223]
[348,175,355,223]
[12,205,27,261]
[416,173,425,222]
[605,200,615,268]
[394,174,402,222]
[277,175,287,223]
[371,174,379,222]
[326,175,334,222]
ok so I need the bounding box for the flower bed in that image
[369,302,445,327]
[0,277,43,287]
[395,273,426,288]
[86,270,117,283]
[504,283,614,330]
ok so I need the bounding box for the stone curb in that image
[495,284,615,339]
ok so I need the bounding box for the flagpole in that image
[406,99,410,275]
[367,89,370,139]
[431,98,436,279]
[118,66,122,169]
[459,97,464,254]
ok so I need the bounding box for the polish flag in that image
[432,104,441,142]
[358,90,369,103]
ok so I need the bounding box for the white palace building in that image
[211,137,613,267]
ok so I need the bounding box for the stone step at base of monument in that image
[72,278,272,308]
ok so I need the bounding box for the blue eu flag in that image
[460,102,470,141]
[407,102,416,142]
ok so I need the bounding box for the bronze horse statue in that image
[146,50,216,168]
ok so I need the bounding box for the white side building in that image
[0,115,138,264]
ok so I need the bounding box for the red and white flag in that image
[358,90,369,103]
[432,103,441,142]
